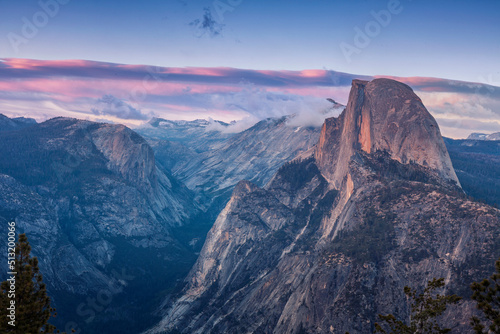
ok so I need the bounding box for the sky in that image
[0,0,499,138]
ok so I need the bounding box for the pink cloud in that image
[298,70,329,78]
[0,58,498,140]
[2,58,100,70]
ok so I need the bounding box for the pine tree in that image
[375,278,462,334]
[470,258,500,333]
[0,233,66,333]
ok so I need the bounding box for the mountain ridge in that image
[0,116,202,333]
[147,79,499,334]
[0,113,37,132]
[467,132,500,141]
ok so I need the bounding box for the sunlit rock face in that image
[315,78,459,188]
[148,79,498,334]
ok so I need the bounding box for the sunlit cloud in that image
[0,58,498,138]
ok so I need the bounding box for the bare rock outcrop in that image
[148,79,499,334]
[0,116,201,332]
[315,79,459,187]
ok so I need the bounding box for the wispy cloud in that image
[376,75,500,99]
[0,58,499,138]
[91,95,152,120]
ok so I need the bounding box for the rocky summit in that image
[147,79,499,334]
[315,79,459,188]
[0,117,201,333]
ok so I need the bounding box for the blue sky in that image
[0,0,499,138]
[1,0,499,83]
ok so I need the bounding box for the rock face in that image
[148,79,499,334]
[138,118,233,154]
[141,108,497,213]
[0,117,200,333]
[139,115,329,215]
[174,116,323,202]
[315,79,459,187]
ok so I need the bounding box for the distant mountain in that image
[467,132,500,141]
[147,79,499,334]
[140,117,322,219]
[173,116,323,206]
[0,117,201,333]
[138,117,233,153]
[0,113,37,131]
[1,99,498,334]
[139,112,500,214]
[444,137,500,208]
[139,104,344,215]
[137,118,234,195]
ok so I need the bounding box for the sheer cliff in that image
[140,115,328,223]
[315,79,458,187]
[0,117,201,333]
[147,79,499,334]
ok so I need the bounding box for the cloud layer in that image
[0,58,499,138]
[91,95,151,120]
